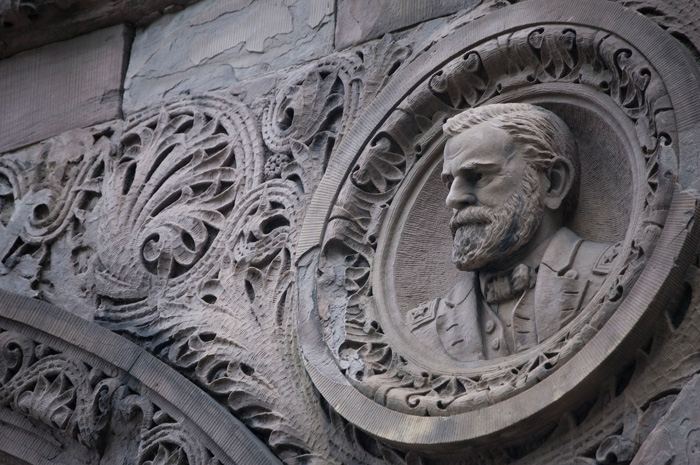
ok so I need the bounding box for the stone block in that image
[335,0,479,50]
[123,0,335,114]
[0,0,199,59]
[0,24,131,153]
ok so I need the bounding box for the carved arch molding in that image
[0,290,280,465]
[1,0,700,464]
[297,0,700,452]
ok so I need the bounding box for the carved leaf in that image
[352,136,405,193]
[429,51,488,108]
[95,96,264,298]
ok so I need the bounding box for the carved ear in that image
[543,156,574,210]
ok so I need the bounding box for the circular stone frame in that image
[296,0,700,449]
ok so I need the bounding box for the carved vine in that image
[0,126,111,299]
[0,30,415,463]
[91,74,413,464]
[316,25,676,415]
[0,328,226,464]
[262,34,412,197]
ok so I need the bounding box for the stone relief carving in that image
[0,328,228,465]
[407,103,614,362]
[91,94,325,463]
[0,125,110,311]
[1,0,700,463]
[303,23,678,418]
[0,35,420,464]
[92,40,428,464]
[620,0,700,62]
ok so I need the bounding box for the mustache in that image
[450,206,493,234]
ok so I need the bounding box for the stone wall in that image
[1,1,700,464]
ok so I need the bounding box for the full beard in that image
[451,169,543,272]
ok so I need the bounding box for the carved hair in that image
[443,103,580,220]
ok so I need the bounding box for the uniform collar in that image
[540,227,583,275]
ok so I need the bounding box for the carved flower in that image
[429,51,487,108]
[263,152,292,181]
[351,136,405,193]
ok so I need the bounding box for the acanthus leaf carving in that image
[0,327,229,464]
[261,35,412,201]
[90,93,398,465]
[94,96,264,301]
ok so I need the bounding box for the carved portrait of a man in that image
[408,103,614,361]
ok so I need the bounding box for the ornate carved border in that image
[296,0,700,449]
[0,289,281,465]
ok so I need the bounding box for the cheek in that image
[478,178,521,206]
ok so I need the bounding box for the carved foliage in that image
[89,38,418,461]
[92,94,333,463]
[0,328,225,464]
[0,127,109,243]
[0,126,111,299]
[263,35,411,156]
[0,29,520,462]
[95,96,263,299]
[0,39,416,461]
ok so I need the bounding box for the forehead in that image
[443,123,515,171]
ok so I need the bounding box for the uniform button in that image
[492,337,500,350]
[565,269,579,279]
[485,320,495,333]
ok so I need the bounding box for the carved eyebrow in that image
[458,161,501,172]
[441,162,500,182]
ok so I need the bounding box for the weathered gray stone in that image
[297,0,700,451]
[123,0,335,114]
[335,0,480,50]
[0,0,201,59]
[2,0,700,464]
[630,374,700,464]
[0,290,281,465]
[0,24,130,153]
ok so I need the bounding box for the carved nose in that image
[446,186,477,210]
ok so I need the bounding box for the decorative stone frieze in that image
[0,290,280,465]
[1,0,700,463]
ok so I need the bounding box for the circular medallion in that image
[296,0,700,449]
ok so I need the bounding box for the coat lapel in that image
[535,228,587,340]
[435,274,484,361]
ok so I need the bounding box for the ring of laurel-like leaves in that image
[318,25,676,415]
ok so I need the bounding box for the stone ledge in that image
[335,0,480,50]
[0,0,201,59]
[0,24,131,154]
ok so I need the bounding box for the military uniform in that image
[407,228,616,362]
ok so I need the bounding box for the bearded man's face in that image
[450,167,543,271]
[441,123,545,272]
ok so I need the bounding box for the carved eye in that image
[442,175,454,189]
